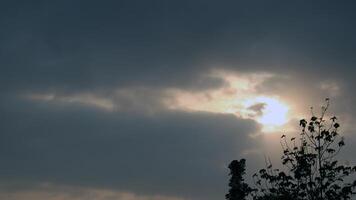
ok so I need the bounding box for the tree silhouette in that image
[227,99,356,200]
[226,159,253,200]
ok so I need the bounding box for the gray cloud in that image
[0,96,260,200]
[2,1,356,200]
[247,103,266,117]
[0,183,185,200]
[1,1,356,93]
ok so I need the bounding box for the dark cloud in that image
[2,1,356,200]
[1,1,356,93]
[0,96,260,200]
[247,103,266,117]
[1,0,231,92]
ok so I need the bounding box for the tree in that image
[227,99,356,200]
[226,159,253,200]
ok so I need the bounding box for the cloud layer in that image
[0,95,260,200]
[1,1,356,200]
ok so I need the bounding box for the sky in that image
[1,1,356,200]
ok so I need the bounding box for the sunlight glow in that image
[165,71,292,133]
[243,97,289,132]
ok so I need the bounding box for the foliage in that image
[226,159,253,200]
[226,99,356,200]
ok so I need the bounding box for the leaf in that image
[331,116,337,121]
[334,123,340,128]
[326,148,336,153]
[299,119,307,127]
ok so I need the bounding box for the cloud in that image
[0,183,184,200]
[1,1,355,94]
[247,103,266,118]
[2,1,356,200]
[0,96,260,200]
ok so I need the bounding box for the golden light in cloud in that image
[24,70,293,133]
[26,93,115,111]
[169,70,292,133]
[242,97,289,132]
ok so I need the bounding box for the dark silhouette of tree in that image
[226,159,253,200]
[227,99,356,200]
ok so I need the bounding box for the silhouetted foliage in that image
[226,159,253,200]
[227,99,356,200]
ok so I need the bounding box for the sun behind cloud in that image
[242,97,289,132]
[169,71,291,133]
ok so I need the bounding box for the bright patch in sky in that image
[169,71,291,133]
[26,70,292,133]
[242,97,289,132]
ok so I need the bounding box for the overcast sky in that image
[1,1,356,200]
